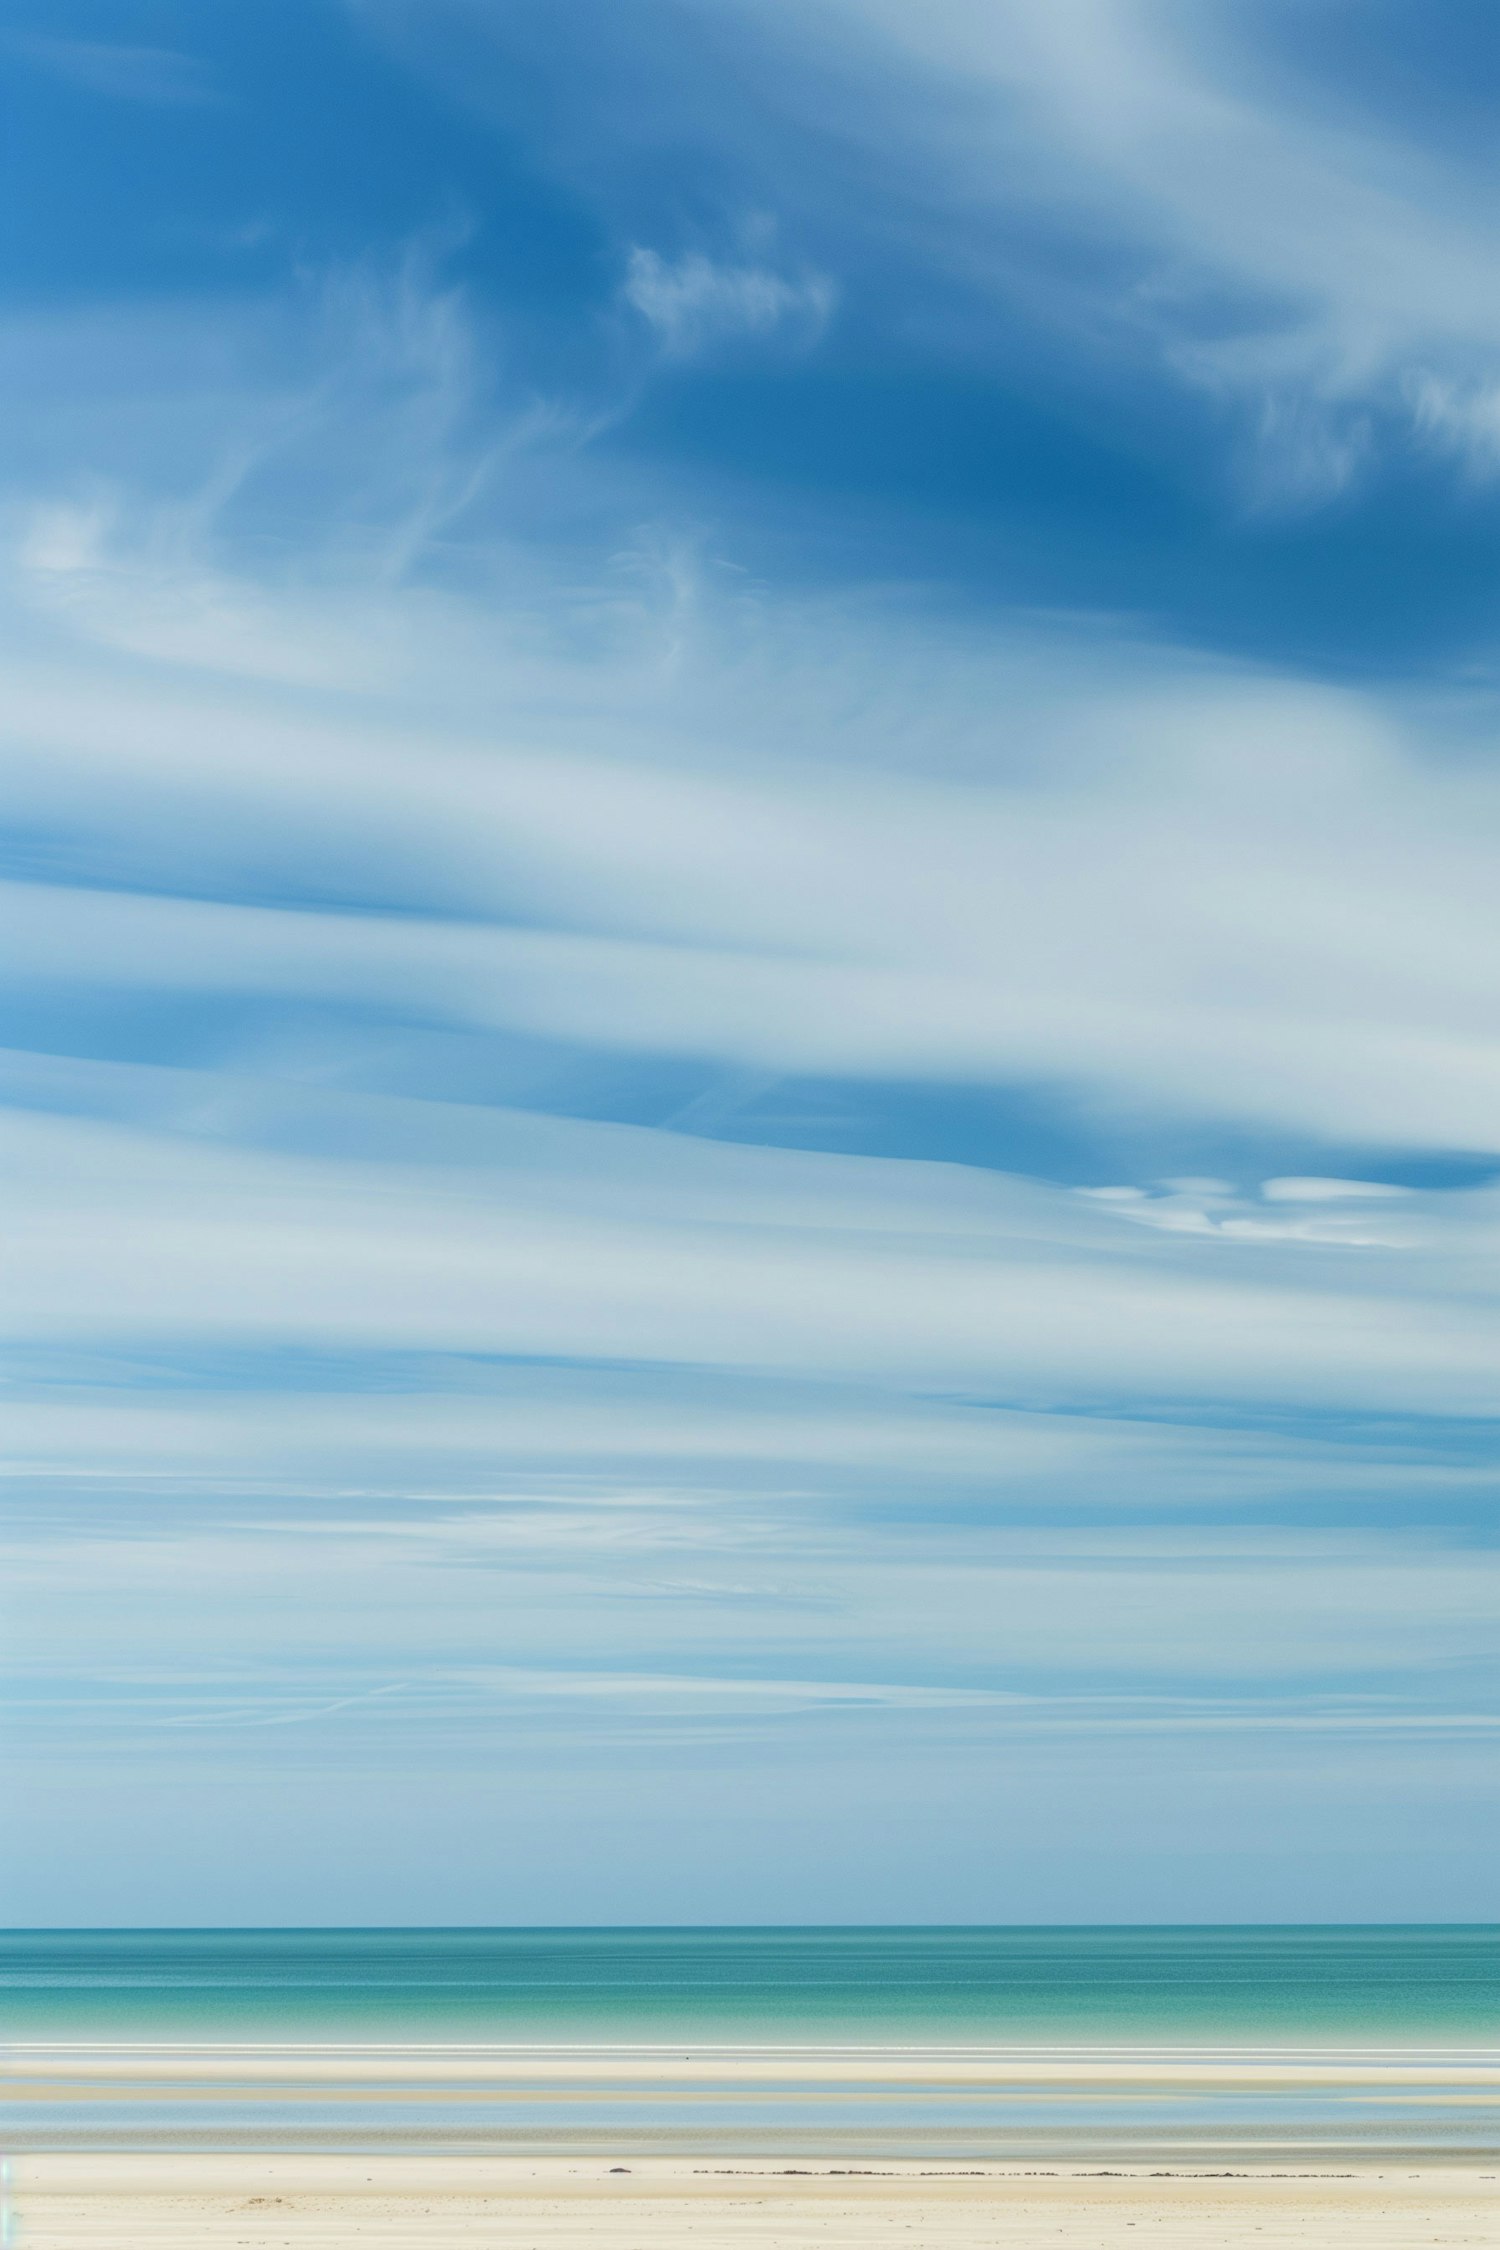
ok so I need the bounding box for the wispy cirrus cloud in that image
[346,0,1500,563]
[5,33,217,105]
[622,243,835,356]
[696,0,1500,499]
[9,565,1500,1155]
[5,1090,1500,1418]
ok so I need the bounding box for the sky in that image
[2,0,1498,1926]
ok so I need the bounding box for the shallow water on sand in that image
[3,1928,1494,2161]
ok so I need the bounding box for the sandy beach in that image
[9,2153,1497,2248]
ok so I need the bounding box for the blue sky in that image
[2,0,1498,1923]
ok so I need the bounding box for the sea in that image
[2,1926,1495,2165]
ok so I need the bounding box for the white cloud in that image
[19,499,405,689]
[352,0,1500,483]
[2,257,1496,1159]
[4,1097,1499,1417]
[1408,372,1500,476]
[622,245,835,356]
[1079,1178,1414,1248]
[8,595,1500,1153]
[7,1497,1495,1742]
[12,1358,1482,1549]
[1261,1177,1407,1205]
[744,0,1500,490]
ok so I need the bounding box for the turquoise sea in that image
[3,1928,1495,2163]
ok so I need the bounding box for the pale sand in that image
[9,2047,1495,2245]
[8,2154,1498,2248]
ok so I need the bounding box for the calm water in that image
[3,1929,1495,2162]
[1,1926,1493,2043]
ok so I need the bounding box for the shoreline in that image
[7,2039,1492,2172]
